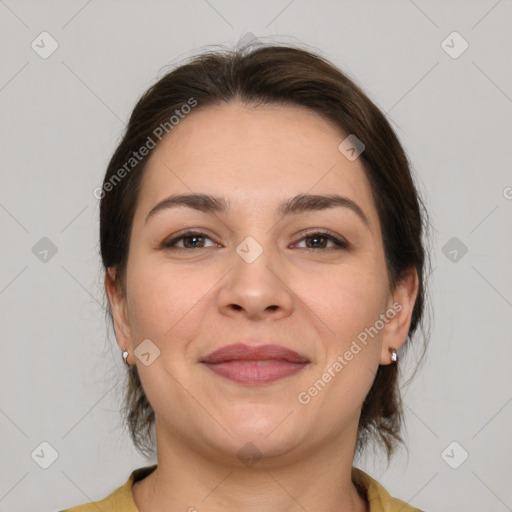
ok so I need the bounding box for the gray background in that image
[1,1,511,511]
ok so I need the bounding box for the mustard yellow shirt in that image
[59,464,423,511]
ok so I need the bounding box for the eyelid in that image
[291,229,349,250]
[161,229,220,249]
[161,228,349,251]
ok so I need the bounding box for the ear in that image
[379,266,419,365]
[105,267,133,364]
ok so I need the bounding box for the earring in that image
[389,347,398,363]
[122,348,130,366]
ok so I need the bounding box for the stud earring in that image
[389,347,398,363]
[122,348,130,366]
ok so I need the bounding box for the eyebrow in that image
[145,193,370,228]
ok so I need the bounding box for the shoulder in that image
[58,464,157,512]
[351,467,424,512]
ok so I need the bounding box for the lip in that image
[201,343,310,364]
[200,343,310,385]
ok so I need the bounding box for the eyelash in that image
[161,230,349,251]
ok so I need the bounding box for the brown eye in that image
[294,232,349,250]
[163,231,218,250]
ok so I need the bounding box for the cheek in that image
[125,260,212,341]
[303,264,387,339]
[303,269,386,409]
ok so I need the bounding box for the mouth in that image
[200,343,310,386]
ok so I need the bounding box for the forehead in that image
[136,101,380,229]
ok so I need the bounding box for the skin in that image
[105,101,419,512]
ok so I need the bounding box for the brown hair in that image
[100,43,431,463]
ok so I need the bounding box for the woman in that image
[61,43,429,512]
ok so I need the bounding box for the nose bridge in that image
[234,235,277,287]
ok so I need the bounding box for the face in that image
[108,101,417,465]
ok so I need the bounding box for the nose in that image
[217,243,294,321]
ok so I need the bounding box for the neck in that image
[133,424,368,512]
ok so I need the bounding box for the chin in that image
[208,435,303,469]
[204,413,306,465]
